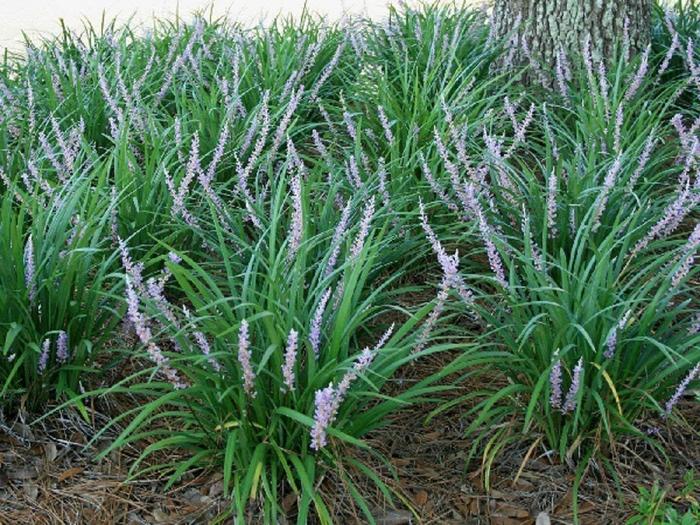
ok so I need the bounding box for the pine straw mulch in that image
[324,351,700,524]
[1,352,699,525]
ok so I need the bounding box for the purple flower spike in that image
[550,357,562,410]
[309,288,332,358]
[237,319,256,398]
[562,358,584,414]
[324,202,352,277]
[671,223,700,289]
[604,328,617,359]
[38,339,50,374]
[310,385,337,450]
[377,105,394,145]
[349,197,375,259]
[24,234,37,306]
[281,329,298,393]
[663,362,700,418]
[546,171,558,238]
[56,331,69,364]
[287,166,304,262]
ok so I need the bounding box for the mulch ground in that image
[1,351,698,524]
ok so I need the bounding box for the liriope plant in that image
[0,166,121,412]
[80,150,454,523]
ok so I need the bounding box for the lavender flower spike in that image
[237,320,256,398]
[562,357,584,414]
[604,328,617,359]
[377,105,394,145]
[546,171,558,238]
[119,238,187,390]
[281,329,298,393]
[310,385,337,450]
[324,201,352,277]
[38,339,50,373]
[415,277,449,354]
[56,331,69,363]
[550,357,563,410]
[287,167,303,262]
[349,197,376,259]
[625,44,651,101]
[663,362,700,418]
[193,331,221,372]
[670,223,700,289]
[309,288,332,358]
[24,234,37,306]
[310,332,389,451]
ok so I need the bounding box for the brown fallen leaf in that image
[492,501,530,519]
[57,466,83,482]
[413,489,428,506]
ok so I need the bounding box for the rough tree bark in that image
[492,0,652,75]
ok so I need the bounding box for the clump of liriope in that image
[419,35,700,501]
[0,166,120,412]
[90,147,444,523]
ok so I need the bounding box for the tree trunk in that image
[492,0,652,77]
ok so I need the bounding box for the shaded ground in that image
[1,353,698,524]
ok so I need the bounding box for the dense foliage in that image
[0,1,698,522]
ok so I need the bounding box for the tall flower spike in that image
[546,171,558,238]
[562,358,584,414]
[119,238,186,389]
[670,223,700,289]
[237,320,256,398]
[281,329,298,393]
[310,39,346,101]
[550,357,563,410]
[419,153,459,214]
[349,197,375,259]
[309,288,332,358]
[657,32,679,81]
[38,339,50,374]
[377,105,394,145]
[415,277,449,354]
[324,201,352,278]
[663,362,700,418]
[335,346,376,401]
[604,328,617,359]
[628,131,656,191]
[632,182,691,256]
[476,206,508,288]
[287,165,303,262]
[56,331,69,364]
[418,199,474,304]
[591,156,622,233]
[24,234,37,306]
[193,331,221,372]
[625,44,650,101]
[346,155,363,189]
[343,111,358,142]
[310,385,337,450]
[270,85,305,158]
